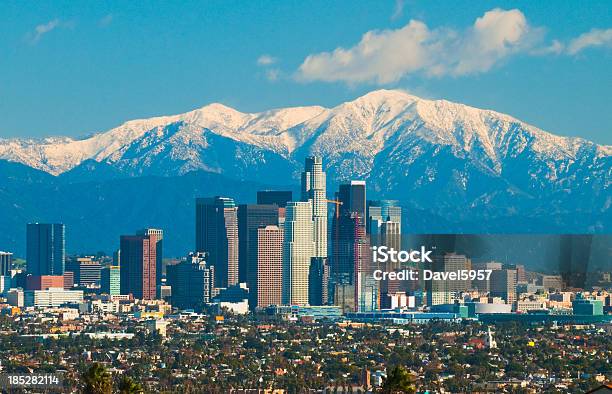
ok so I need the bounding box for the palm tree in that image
[118,375,144,394]
[82,363,112,394]
[382,365,416,394]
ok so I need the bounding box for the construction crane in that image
[326,199,343,218]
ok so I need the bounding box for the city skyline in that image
[2,156,608,315]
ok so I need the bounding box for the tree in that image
[118,375,144,394]
[82,363,112,394]
[382,365,416,394]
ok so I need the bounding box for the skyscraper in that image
[26,223,65,276]
[77,259,102,287]
[255,225,284,309]
[427,253,471,306]
[137,228,163,292]
[238,204,279,285]
[120,234,157,300]
[472,261,503,293]
[309,257,329,306]
[331,181,372,312]
[337,181,366,220]
[282,201,314,306]
[367,200,402,237]
[66,257,101,286]
[0,251,12,276]
[301,157,327,258]
[196,197,239,288]
[166,252,214,310]
[257,190,293,208]
[101,265,120,295]
[490,268,517,304]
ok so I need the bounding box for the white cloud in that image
[296,8,548,84]
[391,0,405,21]
[567,28,612,55]
[257,54,277,66]
[27,19,61,44]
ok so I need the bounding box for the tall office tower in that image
[78,259,102,286]
[137,229,163,292]
[337,181,367,220]
[301,156,327,258]
[119,234,157,300]
[101,266,120,295]
[330,212,373,312]
[282,201,314,306]
[26,223,65,276]
[426,253,472,306]
[490,268,517,304]
[238,204,279,284]
[472,261,503,293]
[378,220,403,306]
[515,264,527,284]
[254,225,284,309]
[196,197,239,288]
[166,252,214,310]
[503,263,527,284]
[366,200,402,236]
[0,251,12,276]
[66,257,102,286]
[257,190,293,208]
[309,257,329,306]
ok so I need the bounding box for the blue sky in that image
[1,1,611,143]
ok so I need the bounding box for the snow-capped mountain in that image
[1,89,609,180]
[0,89,610,255]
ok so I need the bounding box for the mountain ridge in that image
[1,89,609,177]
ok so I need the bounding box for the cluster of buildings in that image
[0,157,611,327]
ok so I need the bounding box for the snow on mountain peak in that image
[0,89,608,177]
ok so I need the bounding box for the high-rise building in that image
[120,234,157,300]
[254,225,284,309]
[378,220,402,306]
[66,257,101,286]
[238,204,279,285]
[78,260,102,286]
[137,229,163,292]
[301,157,327,258]
[101,266,121,295]
[330,212,374,312]
[337,181,366,220]
[427,253,471,306]
[257,190,293,208]
[26,223,65,275]
[472,261,503,293]
[282,201,314,306]
[503,263,527,285]
[366,200,401,236]
[196,197,239,288]
[166,252,214,310]
[331,181,373,312]
[309,257,329,306]
[0,251,12,276]
[490,269,517,304]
